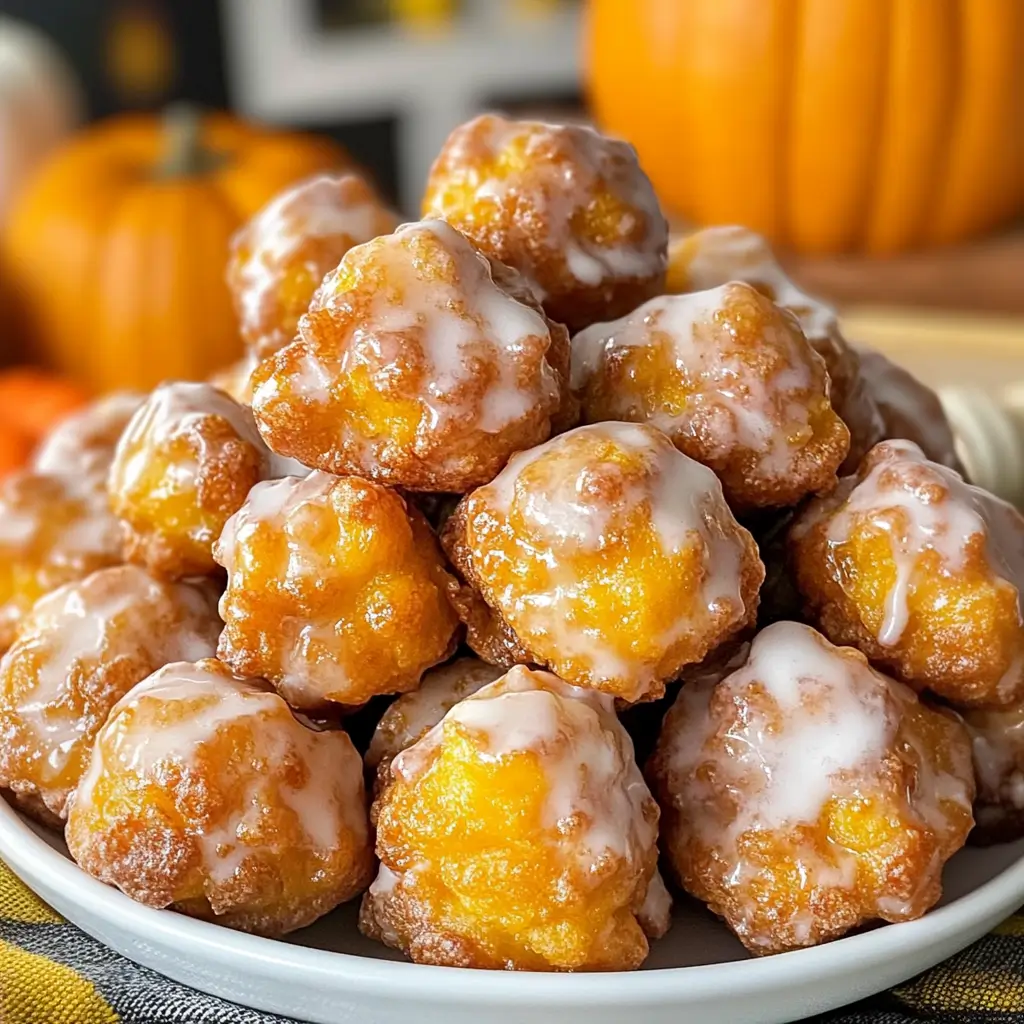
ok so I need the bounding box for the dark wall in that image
[0,0,227,117]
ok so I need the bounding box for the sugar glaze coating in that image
[443,421,763,701]
[648,621,974,954]
[423,114,668,332]
[0,565,219,822]
[361,665,667,970]
[791,439,1024,706]
[251,218,573,491]
[229,172,400,359]
[571,281,850,509]
[215,471,459,708]
[667,225,884,467]
[66,658,374,936]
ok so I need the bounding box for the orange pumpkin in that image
[0,366,88,479]
[587,0,1024,254]
[1,108,349,391]
[0,367,88,441]
[0,426,31,479]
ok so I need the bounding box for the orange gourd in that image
[0,366,88,479]
[1,109,348,391]
[0,426,31,479]
[586,0,1024,254]
[0,367,88,441]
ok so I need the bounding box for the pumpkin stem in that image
[159,103,209,178]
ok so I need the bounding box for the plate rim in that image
[2,795,1024,1011]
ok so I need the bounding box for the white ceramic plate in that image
[1,795,1023,1024]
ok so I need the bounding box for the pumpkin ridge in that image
[930,0,1024,244]
[776,0,801,250]
[852,0,895,252]
[863,0,959,253]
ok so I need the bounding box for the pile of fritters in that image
[0,114,1016,968]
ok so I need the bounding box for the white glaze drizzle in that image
[571,284,817,474]
[427,114,667,291]
[111,382,268,499]
[661,622,973,930]
[279,218,560,455]
[824,440,1024,647]
[78,660,367,883]
[233,173,398,338]
[32,392,144,479]
[214,470,334,584]
[0,471,122,563]
[1,566,219,784]
[468,422,748,691]
[674,225,837,345]
[637,869,672,938]
[213,472,366,698]
[392,665,657,864]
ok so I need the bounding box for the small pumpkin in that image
[0,366,89,441]
[1,107,349,392]
[587,0,1024,254]
[0,17,80,225]
[0,366,88,479]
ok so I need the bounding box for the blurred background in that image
[0,0,1020,438]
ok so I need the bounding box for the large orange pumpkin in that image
[587,0,1024,254]
[1,108,348,391]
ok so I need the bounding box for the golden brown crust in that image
[665,227,884,473]
[423,114,667,334]
[572,283,850,511]
[228,173,400,360]
[65,659,374,937]
[647,623,975,954]
[0,470,123,653]
[215,473,460,709]
[250,221,575,492]
[0,566,220,821]
[109,384,269,580]
[440,503,534,668]
[440,423,763,701]
[360,667,660,970]
[789,441,1024,707]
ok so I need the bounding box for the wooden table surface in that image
[788,231,1024,316]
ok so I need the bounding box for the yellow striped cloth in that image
[1,858,1023,1023]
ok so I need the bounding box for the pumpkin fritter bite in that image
[360,665,669,970]
[790,439,1024,707]
[228,172,400,360]
[0,469,122,652]
[571,281,849,510]
[108,382,269,580]
[963,702,1024,843]
[667,225,884,468]
[66,658,373,937]
[423,114,668,332]
[31,391,143,479]
[215,471,459,710]
[441,422,763,702]
[647,621,975,955]
[251,218,574,492]
[0,565,219,824]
